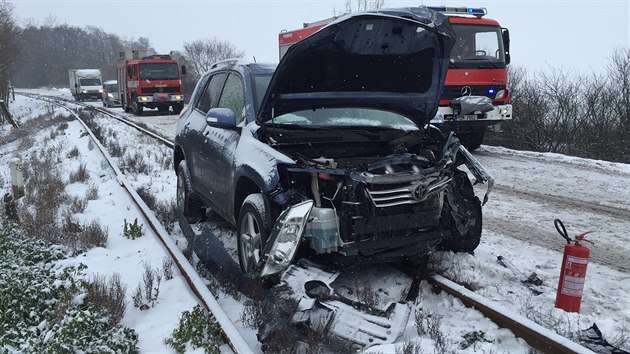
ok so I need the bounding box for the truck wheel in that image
[237,194,270,277]
[172,103,184,115]
[439,170,482,253]
[132,101,143,116]
[176,161,206,223]
[457,131,485,151]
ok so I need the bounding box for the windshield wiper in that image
[466,58,500,68]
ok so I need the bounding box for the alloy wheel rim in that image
[239,212,261,274]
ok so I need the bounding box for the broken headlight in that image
[260,200,314,277]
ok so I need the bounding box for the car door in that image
[186,73,226,194]
[200,72,245,214]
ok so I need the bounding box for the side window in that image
[196,73,226,114]
[217,73,245,124]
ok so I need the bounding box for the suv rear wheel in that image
[176,161,206,223]
[237,194,270,277]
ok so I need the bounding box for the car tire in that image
[439,170,482,253]
[176,161,206,223]
[457,131,485,151]
[237,193,270,277]
[172,103,184,115]
[132,101,143,116]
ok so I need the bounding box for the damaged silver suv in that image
[174,7,493,278]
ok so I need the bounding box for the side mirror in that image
[74,83,78,88]
[502,28,511,65]
[206,108,237,129]
[181,65,187,77]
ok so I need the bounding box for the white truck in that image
[68,69,103,101]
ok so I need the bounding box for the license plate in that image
[157,93,168,98]
[461,115,477,121]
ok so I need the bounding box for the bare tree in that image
[0,0,18,104]
[182,38,244,81]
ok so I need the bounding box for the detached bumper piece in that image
[260,261,410,350]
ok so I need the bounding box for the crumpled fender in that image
[233,122,296,192]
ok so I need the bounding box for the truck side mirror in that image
[502,28,511,65]
[206,108,236,129]
[74,83,78,88]
[181,65,187,77]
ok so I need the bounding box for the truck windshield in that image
[80,78,101,86]
[140,63,179,80]
[450,24,505,69]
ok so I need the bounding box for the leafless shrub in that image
[86,184,99,200]
[68,195,87,214]
[520,297,579,341]
[108,141,126,157]
[162,257,174,280]
[57,120,69,131]
[395,339,424,354]
[155,199,177,233]
[66,146,80,159]
[69,163,90,183]
[487,49,630,163]
[157,151,173,171]
[133,262,161,310]
[414,307,451,352]
[87,138,95,151]
[17,133,34,151]
[84,273,126,327]
[610,320,630,350]
[80,220,108,249]
[354,281,382,310]
[121,152,152,175]
[135,186,157,209]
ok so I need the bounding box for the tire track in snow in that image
[482,187,630,273]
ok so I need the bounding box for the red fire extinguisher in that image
[554,219,593,313]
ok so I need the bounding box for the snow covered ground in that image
[4,89,630,353]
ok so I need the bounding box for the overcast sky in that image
[9,0,630,73]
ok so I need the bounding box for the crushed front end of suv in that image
[174,7,494,279]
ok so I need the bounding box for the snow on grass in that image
[2,95,205,352]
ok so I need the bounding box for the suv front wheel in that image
[237,194,270,277]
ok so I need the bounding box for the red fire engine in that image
[279,6,512,150]
[117,50,186,116]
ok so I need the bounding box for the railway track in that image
[17,92,601,353]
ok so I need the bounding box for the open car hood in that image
[258,7,455,126]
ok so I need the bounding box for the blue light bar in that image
[488,88,495,94]
[427,6,487,18]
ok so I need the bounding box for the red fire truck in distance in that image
[117,50,186,116]
[279,6,512,150]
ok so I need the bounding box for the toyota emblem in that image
[461,86,472,96]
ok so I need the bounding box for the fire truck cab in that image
[278,6,512,150]
[429,6,512,150]
[117,50,186,116]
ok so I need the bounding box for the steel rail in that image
[428,275,595,354]
[16,92,174,148]
[20,93,254,353]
